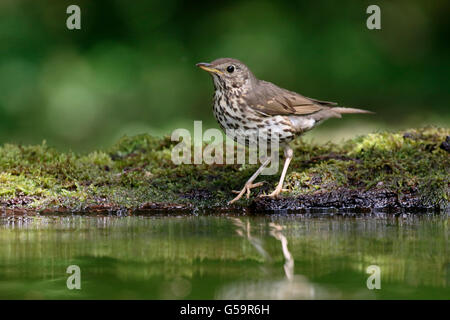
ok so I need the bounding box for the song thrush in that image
[197,58,372,204]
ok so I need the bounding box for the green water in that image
[0,213,448,300]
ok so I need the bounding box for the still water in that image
[0,213,448,299]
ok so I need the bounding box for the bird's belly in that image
[212,95,295,146]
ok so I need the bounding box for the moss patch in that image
[0,127,448,214]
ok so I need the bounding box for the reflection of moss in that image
[0,127,448,213]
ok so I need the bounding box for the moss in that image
[0,127,448,213]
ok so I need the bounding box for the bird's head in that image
[196,58,254,90]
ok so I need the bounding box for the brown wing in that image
[245,80,337,116]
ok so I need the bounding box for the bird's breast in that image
[212,90,296,146]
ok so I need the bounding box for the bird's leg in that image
[228,157,272,204]
[262,145,293,198]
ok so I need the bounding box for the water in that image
[0,213,448,299]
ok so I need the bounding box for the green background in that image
[0,0,448,150]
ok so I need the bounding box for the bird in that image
[196,58,372,204]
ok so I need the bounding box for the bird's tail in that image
[332,107,374,114]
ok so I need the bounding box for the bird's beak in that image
[196,62,223,75]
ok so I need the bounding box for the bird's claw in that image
[229,182,265,204]
[259,188,289,199]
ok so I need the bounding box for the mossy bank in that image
[1,127,449,214]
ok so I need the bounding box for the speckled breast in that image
[212,90,296,147]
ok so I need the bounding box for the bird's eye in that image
[226,65,235,73]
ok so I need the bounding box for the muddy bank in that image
[250,188,442,214]
[0,127,448,214]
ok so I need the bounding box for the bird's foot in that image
[228,182,265,204]
[259,188,289,199]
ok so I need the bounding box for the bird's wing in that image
[244,80,337,116]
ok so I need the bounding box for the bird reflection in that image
[269,222,294,281]
[217,217,325,299]
[229,217,271,261]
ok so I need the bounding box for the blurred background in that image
[0,0,448,151]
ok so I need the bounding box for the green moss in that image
[0,127,448,212]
